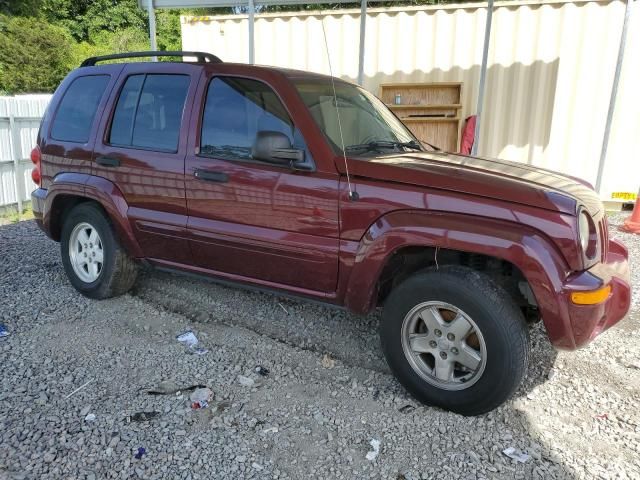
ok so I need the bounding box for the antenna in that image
[321,15,358,201]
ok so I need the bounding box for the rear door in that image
[40,67,122,186]
[184,74,340,294]
[93,63,201,264]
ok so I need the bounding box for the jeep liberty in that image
[30,51,631,415]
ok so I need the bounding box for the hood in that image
[338,151,602,216]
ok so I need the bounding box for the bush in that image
[0,14,75,94]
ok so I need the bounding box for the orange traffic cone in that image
[621,187,640,234]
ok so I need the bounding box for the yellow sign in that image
[612,192,637,201]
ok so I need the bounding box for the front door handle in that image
[96,156,120,167]
[194,169,228,183]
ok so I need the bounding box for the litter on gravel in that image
[176,331,198,348]
[190,387,213,409]
[64,379,94,399]
[134,447,146,460]
[147,382,206,396]
[238,375,256,387]
[277,302,289,314]
[502,447,531,463]
[176,331,208,355]
[254,365,269,376]
[321,354,336,369]
[130,411,161,422]
[84,413,96,423]
[0,324,9,338]
[366,439,381,461]
[398,405,416,414]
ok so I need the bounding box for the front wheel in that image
[380,266,530,415]
[60,203,138,299]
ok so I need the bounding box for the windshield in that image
[294,80,420,156]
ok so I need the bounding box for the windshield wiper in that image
[345,140,423,153]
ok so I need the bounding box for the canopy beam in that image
[248,0,256,64]
[357,0,367,85]
[596,0,633,192]
[471,0,494,156]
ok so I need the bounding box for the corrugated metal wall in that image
[182,0,638,200]
[0,95,51,208]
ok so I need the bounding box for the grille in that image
[599,217,609,262]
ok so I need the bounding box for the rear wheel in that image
[380,266,529,415]
[60,203,137,299]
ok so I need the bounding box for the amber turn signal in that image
[570,285,612,305]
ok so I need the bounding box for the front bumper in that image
[551,238,631,349]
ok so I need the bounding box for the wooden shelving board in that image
[380,82,463,152]
[399,117,459,123]
[384,104,462,110]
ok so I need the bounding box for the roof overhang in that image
[139,0,394,8]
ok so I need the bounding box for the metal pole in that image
[357,0,367,86]
[471,0,494,156]
[146,0,157,61]
[248,0,255,64]
[595,0,633,193]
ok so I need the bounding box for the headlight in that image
[578,209,597,259]
[578,211,590,252]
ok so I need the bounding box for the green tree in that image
[0,0,42,17]
[0,14,75,94]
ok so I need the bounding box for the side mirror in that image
[252,130,305,166]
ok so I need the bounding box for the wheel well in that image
[49,195,100,241]
[375,246,539,320]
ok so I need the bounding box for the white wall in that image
[182,0,639,201]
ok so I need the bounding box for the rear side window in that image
[109,74,190,152]
[51,75,110,143]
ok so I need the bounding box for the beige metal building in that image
[181,0,639,204]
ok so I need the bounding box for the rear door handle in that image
[194,169,228,183]
[96,156,120,167]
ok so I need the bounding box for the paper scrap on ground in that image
[502,447,531,463]
[321,354,336,369]
[366,439,381,461]
[176,331,199,348]
[238,375,255,387]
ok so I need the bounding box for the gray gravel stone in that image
[0,217,639,479]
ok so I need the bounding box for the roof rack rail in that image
[80,51,222,67]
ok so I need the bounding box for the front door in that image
[93,63,200,264]
[185,75,340,294]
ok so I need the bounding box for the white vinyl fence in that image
[0,95,52,210]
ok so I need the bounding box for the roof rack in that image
[80,51,222,67]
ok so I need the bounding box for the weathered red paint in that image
[31,60,630,351]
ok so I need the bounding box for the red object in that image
[30,146,41,186]
[29,59,630,351]
[459,115,476,155]
[621,191,640,234]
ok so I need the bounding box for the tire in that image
[380,266,529,416]
[60,202,138,299]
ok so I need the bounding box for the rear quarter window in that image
[109,74,190,152]
[50,75,110,143]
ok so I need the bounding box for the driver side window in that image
[200,77,306,161]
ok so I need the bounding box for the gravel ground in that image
[1,213,639,480]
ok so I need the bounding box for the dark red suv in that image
[30,51,630,415]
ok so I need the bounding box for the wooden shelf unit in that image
[379,82,463,152]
